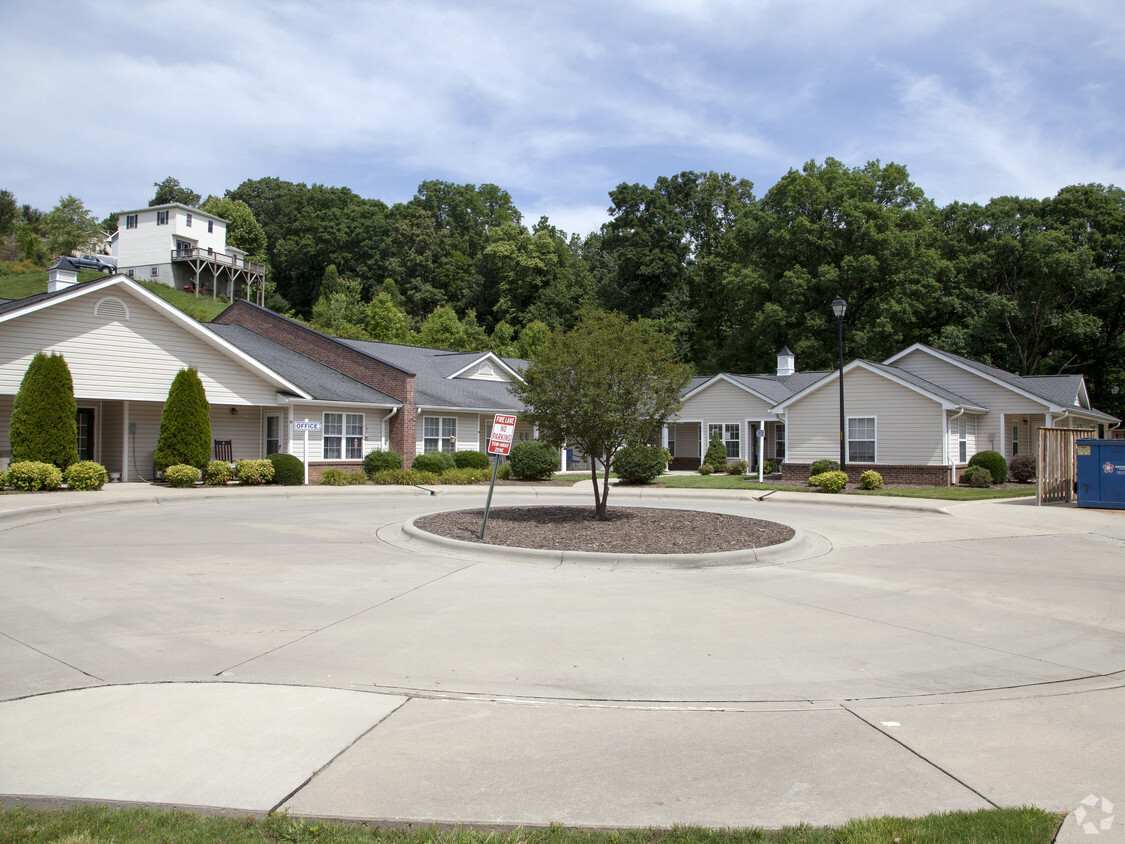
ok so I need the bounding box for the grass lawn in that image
[0,268,107,299]
[653,474,1036,501]
[0,804,1063,843]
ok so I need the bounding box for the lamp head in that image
[831,297,847,319]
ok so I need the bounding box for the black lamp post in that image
[832,297,847,473]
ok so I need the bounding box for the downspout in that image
[948,407,966,486]
[382,406,398,451]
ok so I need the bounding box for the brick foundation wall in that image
[215,301,414,403]
[306,462,366,484]
[781,463,955,486]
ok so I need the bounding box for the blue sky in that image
[2,0,1122,239]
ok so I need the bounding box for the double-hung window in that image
[323,412,364,459]
[207,220,214,233]
[185,213,192,227]
[957,417,968,463]
[708,423,740,459]
[667,425,676,457]
[424,416,456,453]
[125,214,138,229]
[156,210,169,225]
[847,417,876,463]
[774,424,786,459]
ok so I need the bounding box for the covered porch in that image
[664,419,786,472]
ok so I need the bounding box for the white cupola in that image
[47,257,79,293]
[776,345,795,377]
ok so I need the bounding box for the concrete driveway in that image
[0,484,1122,840]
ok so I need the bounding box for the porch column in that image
[121,401,130,483]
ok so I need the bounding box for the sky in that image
[2,0,1123,239]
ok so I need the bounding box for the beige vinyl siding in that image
[893,349,1056,457]
[100,402,123,474]
[124,402,164,480]
[0,290,282,406]
[786,368,944,464]
[208,407,269,462]
[284,406,382,462]
[668,422,700,458]
[677,379,777,461]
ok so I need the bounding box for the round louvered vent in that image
[94,297,130,321]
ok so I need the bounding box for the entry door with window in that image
[76,408,95,461]
[265,414,281,456]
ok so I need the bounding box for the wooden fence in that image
[1037,428,1089,505]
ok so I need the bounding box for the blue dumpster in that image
[1076,439,1125,510]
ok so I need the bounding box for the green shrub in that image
[0,469,6,489]
[809,459,840,477]
[698,462,714,475]
[153,367,212,471]
[363,449,402,475]
[234,459,275,485]
[204,459,234,486]
[968,450,1008,484]
[368,468,442,485]
[318,468,368,486]
[703,430,728,470]
[7,460,63,491]
[859,469,883,490]
[614,443,668,485]
[497,462,512,480]
[164,464,201,488]
[509,440,558,480]
[453,450,491,470]
[809,470,848,493]
[440,467,492,484]
[726,459,748,475]
[1008,453,1036,483]
[268,453,305,485]
[10,351,79,469]
[763,459,779,474]
[64,461,108,491]
[962,465,993,488]
[412,450,456,474]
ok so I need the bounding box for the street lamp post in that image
[832,297,847,473]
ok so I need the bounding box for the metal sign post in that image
[294,418,322,485]
[758,427,766,483]
[480,414,517,539]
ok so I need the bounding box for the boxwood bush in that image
[1008,453,1036,483]
[698,462,714,475]
[614,443,667,485]
[7,460,63,491]
[64,461,109,491]
[412,450,456,474]
[268,453,305,485]
[509,440,558,480]
[968,450,1008,484]
[453,450,491,470]
[726,459,748,475]
[962,465,994,488]
[234,459,275,485]
[363,449,402,475]
[809,459,840,477]
[204,459,234,486]
[859,469,883,490]
[809,470,848,493]
[164,464,201,488]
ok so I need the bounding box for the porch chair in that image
[214,440,233,464]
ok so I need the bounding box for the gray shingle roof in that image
[207,323,399,405]
[341,340,526,411]
[861,361,987,409]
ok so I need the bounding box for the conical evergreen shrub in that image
[704,429,728,469]
[153,367,212,471]
[10,350,79,468]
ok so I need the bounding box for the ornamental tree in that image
[509,310,693,520]
[153,367,212,471]
[10,350,79,468]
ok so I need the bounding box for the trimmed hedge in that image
[453,450,491,470]
[7,461,63,491]
[968,450,1008,484]
[204,460,234,486]
[962,465,993,488]
[859,470,883,490]
[809,459,840,477]
[509,440,558,480]
[268,453,305,485]
[234,459,275,485]
[64,461,109,491]
[726,459,748,475]
[412,450,456,474]
[164,464,201,488]
[363,449,402,474]
[614,443,668,485]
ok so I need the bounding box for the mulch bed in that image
[414,505,794,554]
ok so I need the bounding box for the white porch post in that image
[121,401,130,483]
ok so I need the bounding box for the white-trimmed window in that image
[324,412,364,459]
[708,423,740,459]
[125,214,138,229]
[957,417,968,463]
[185,213,192,227]
[1011,422,1020,456]
[847,417,876,463]
[424,416,456,453]
[207,220,213,233]
[667,425,676,457]
[775,424,786,459]
[156,210,169,225]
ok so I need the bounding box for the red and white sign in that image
[488,414,518,456]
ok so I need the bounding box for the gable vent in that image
[94,296,130,321]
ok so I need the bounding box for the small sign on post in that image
[294,419,322,485]
[481,413,517,538]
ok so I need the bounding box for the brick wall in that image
[215,301,414,403]
[782,462,955,486]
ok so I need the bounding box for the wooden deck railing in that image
[170,248,264,275]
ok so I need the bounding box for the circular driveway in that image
[3,489,1123,705]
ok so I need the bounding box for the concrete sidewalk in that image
[0,484,1122,840]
